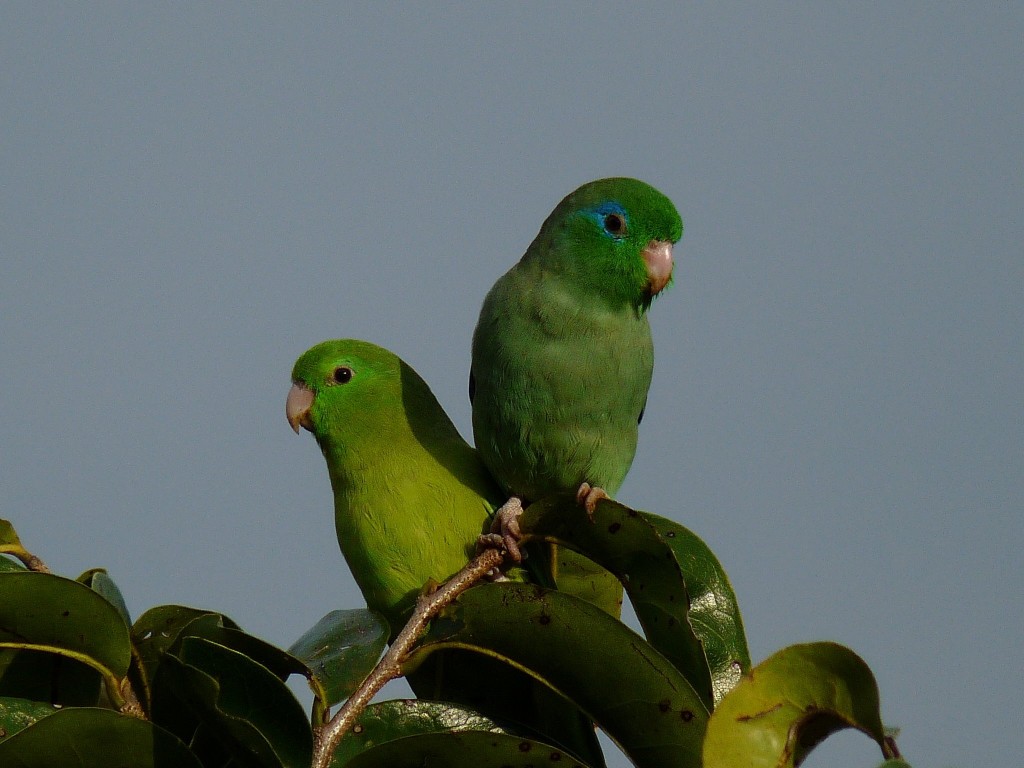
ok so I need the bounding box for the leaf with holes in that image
[289,609,388,709]
[703,642,897,767]
[521,494,749,706]
[0,697,58,743]
[410,581,708,768]
[340,730,594,768]
[330,699,510,767]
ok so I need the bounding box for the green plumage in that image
[288,339,604,765]
[471,177,683,501]
[289,339,498,631]
[470,178,682,620]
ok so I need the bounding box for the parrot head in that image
[533,177,683,312]
[287,339,406,453]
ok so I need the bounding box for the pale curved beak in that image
[642,240,674,296]
[286,382,316,434]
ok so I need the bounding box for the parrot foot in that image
[576,483,609,521]
[475,534,512,579]
[477,496,526,563]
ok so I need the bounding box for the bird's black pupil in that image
[604,214,624,234]
[334,367,353,384]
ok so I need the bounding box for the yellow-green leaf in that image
[704,642,892,767]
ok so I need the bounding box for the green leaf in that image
[704,642,890,768]
[132,605,312,756]
[521,495,750,706]
[289,609,388,708]
[0,522,34,569]
[174,612,309,683]
[162,636,312,768]
[330,699,508,767]
[132,604,243,661]
[340,730,592,768]
[0,649,102,707]
[0,707,202,767]
[643,512,751,702]
[0,697,57,742]
[0,521,21,548]
[0,556,26,573]
[131,604,241,701]
[76,569,131,627]
[0,571,131,703]
[412,581,708,768]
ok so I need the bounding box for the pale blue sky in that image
[2,5,1021,766]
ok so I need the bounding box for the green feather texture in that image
[290,339,499,632]
[471,177,683,502]
[289,339,604,764]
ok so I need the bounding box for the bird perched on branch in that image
[287,338,604,765]
[470,177,683,610]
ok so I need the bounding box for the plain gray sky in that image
[2,5,1021,767]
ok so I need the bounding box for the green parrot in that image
[470,177,683,609]
[287,339,604,765]
[286,338,494,626]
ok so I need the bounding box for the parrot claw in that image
[475,532,506,552]
[475,533,515,580]
[479,496,526,563]
[576,483,609,522]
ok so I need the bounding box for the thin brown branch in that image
[883,735,902,760]
[310,545,505,768]
[24,554,51,573]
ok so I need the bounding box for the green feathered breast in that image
[471,177,683,501]
[289,339,498,630]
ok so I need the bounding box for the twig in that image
[310,546,505,768]
[24,554,51,573]
[882,735,902,760]
[4,547,50,573]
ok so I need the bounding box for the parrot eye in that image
[332,367,354,384]
[602,213,627,236]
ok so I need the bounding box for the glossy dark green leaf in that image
[76,569,131,627]
[132,604,242,659]
[341,730,591,768]
[0,649,102,707]
[162,636,312,768]
[521,495,750,706]
[0,697,57,742]
[404,645,605,765]
[642,512,750,702]
[330,699,508,767]
[704,642,890,768]
[0,571,131,700]
[0,707,202,767]
[412,581,708,768]
[289,609,388,708]
[131,604,241,700]
[132,605,310,747]
[176,613,309,683]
